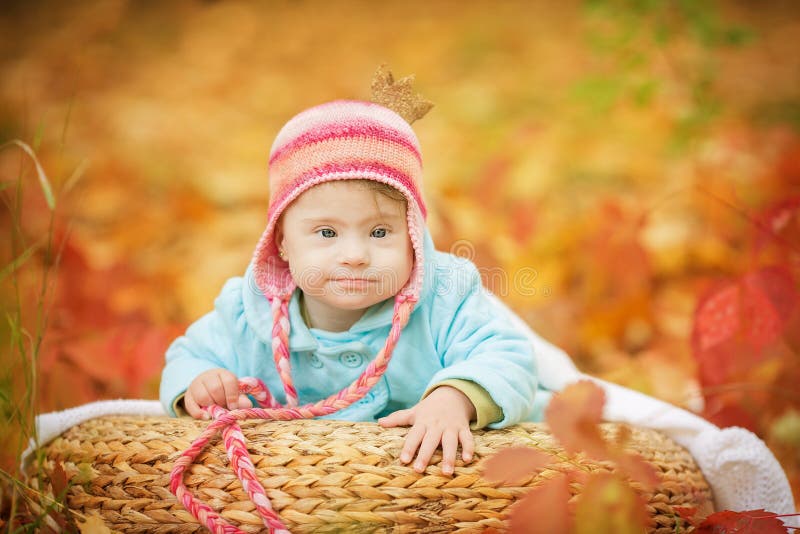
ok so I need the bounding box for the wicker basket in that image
[35,416,713,533]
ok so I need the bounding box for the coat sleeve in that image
[159,277,246,416]
[427,258,539,428]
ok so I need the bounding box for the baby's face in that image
[278,180,413,312]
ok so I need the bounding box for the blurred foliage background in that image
[1,0,799,506]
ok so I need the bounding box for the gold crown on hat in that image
[370,64,434,124]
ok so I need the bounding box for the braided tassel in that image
[271,295,297,407]
[170,296,417,533]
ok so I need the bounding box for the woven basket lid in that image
[34,416,714,533]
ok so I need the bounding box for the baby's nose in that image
[338,238,369,265]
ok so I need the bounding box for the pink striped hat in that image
[251,99,427,304]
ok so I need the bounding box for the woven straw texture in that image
[37,416,713,533]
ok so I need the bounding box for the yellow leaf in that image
[574,473,650,534]
[77,515,113,534]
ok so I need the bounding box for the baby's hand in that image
[184,368,252,419]
[378,386,475,476]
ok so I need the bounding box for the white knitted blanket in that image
[23,293,797,522]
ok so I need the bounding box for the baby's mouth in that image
[331,278,377,289]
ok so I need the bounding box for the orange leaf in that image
[482,447,553,485]
[545,380,609,460]
[754,196,800,252]
[574,473,651,534]
[50,461,68,498]
[696,509,790,534]
[612,451,659,491]
[509,475,572,534]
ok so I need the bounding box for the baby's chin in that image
[314,292,394,311]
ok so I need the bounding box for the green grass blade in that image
[0,140,56,210]
[0,244,40,283]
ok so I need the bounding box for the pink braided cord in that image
[170,296,415,534]
[271,296,298,407]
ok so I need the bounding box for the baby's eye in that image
[319,228,336,238]
[371,228,388,238]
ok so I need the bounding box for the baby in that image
[160,100,542,475]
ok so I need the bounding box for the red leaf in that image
[703,395,760,432]
[696,509,789,534]
[545,381,609,460]
[482,447,553,485]
[693,284,740,353]
[674,506,699,526]
[691,265,798,389]
[741,267,796,352]
[509,475,572,534]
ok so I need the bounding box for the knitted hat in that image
[250,98,430,407]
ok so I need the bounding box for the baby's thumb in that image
[378,409,412,428]
[238,394,252,409]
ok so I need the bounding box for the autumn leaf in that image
[482,446,553,485]
[509,475,572,534]
[545,380,609,460]
[543,381,658,491]
[574,473,651,534]
[612,450,659,491]
[50,461,68,498]
[603,424,659,490]
[76,515,113,534]
[674,506,699,526]
[753,196,800,252]
[692,266,798,389]
[696,509,790,534]
[741,267,797,350]
[693,283,740,354]
[702,401,760,433]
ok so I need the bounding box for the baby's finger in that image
[440,428,460,475]
[199,375,227,408]
[221,375,242,410]
[378,409,413,428]
[399,424,425,465]
[459,427,475,463]
[413,429,442,473]
[183,394,207,420]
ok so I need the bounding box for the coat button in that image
[339,352,363,368]
[308,353,323,368]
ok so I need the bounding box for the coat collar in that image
[243,269,402,351]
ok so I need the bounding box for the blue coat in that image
[160,231,545,426]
